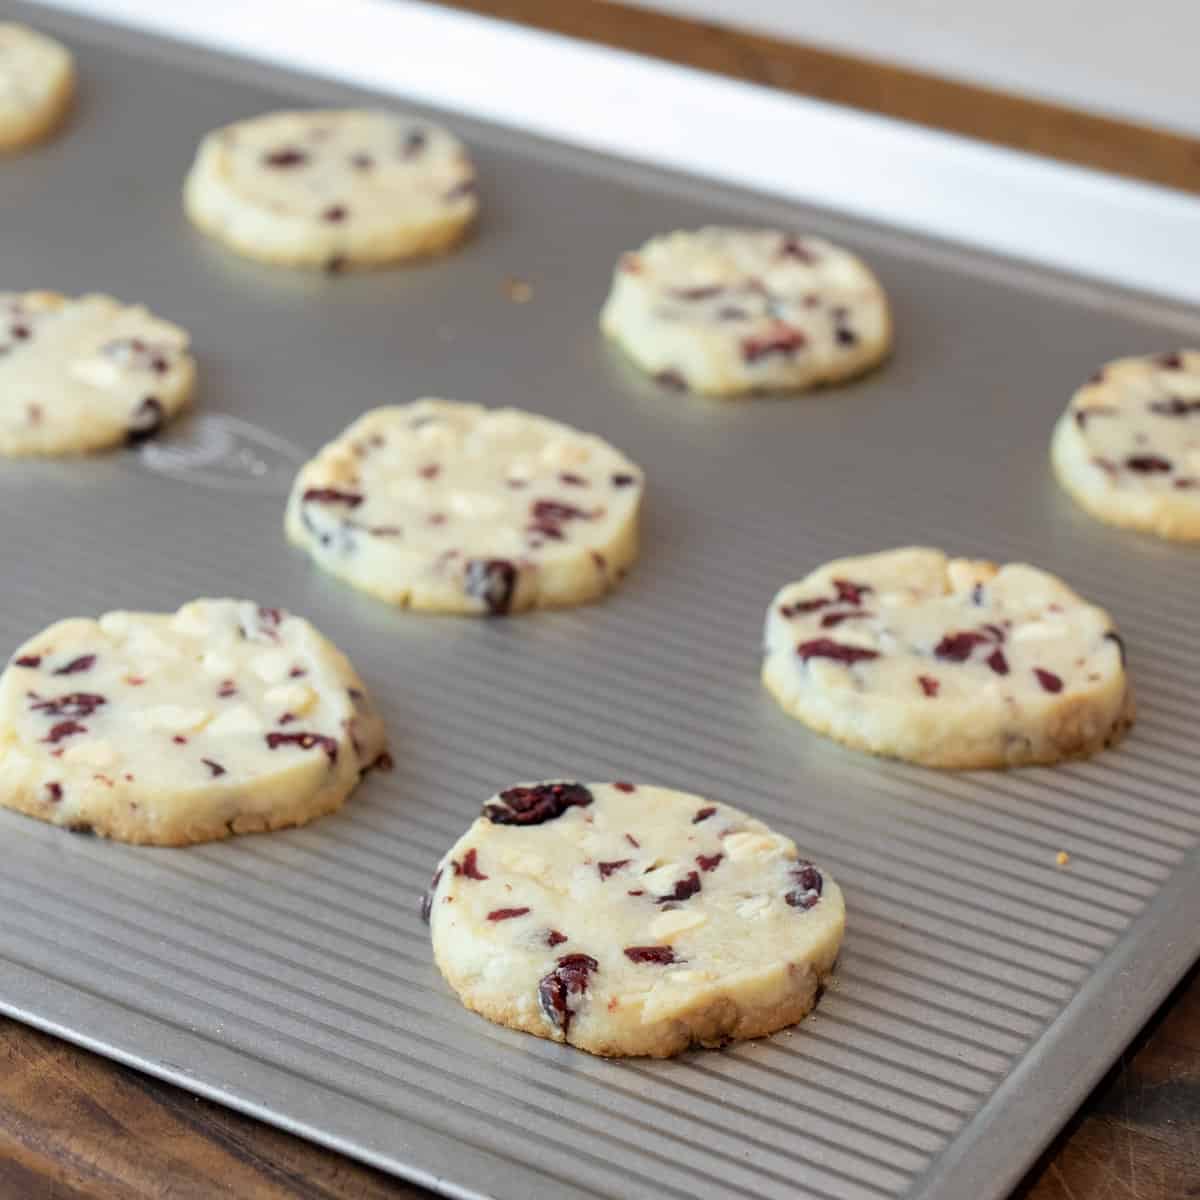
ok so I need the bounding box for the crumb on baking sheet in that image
[504,277,533,303]
[1056,850,1070,866]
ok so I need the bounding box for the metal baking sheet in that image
[2,5,1199,1199]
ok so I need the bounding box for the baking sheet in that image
[2,4,1199,1199]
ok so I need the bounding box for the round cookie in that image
[1050,350,1200,542]
[0,600,388,845]
[0,24,74,152]
[763,548,1133,769]
[183,108,477,270]
[284,399,643,614]
[0,291,196,457]
[599,227,891,397]
[426,782,844,1058]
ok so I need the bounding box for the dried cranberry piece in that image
[31,693,106,718]
[546,930,567,947]
[692,806,716,824]
[453,848,488,880]
[43,720,87,743]
[778,236,815,262]
[820,610,872,629]
[696,853,723,872]
[624,946,676,964]
[217,680,237,699]
[53,655,95,676]
[918,675,939,697]
[835,327,858,347]
[302,488,364,508]
[127,397,164,444]
[611,473,637,488]
[1105,631,1127,668]
[262,147,308,167]
[264,731,338,763]
[986,649,1010,675]
[559,472,587,487]
[598,859,630,880]
[657,871,701,904]
[201,758,226,778]
[780,597,828,618]
[538,953,598,1036]
[786,862,823,910]
[613,782,636,793]
[488,907,531,922]
[1125,455,1173,473]
[13,655,41,668]
[1149,397,1200,417]
[1158,352,1184,368]
[172,735,188,746]
[322,205,348,223]
[464,558,518,616]
[485,782,593,826]
[46,782,62,802]
[935,631,990,661]
[833,580,872,606]
[531,499,588,524]
[797,639,879,665]
[1034,668,1064,694]
[743,327,807,363]
[419,868,443,923]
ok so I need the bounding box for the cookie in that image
[426,782,844,1058]
[0,24,74,152]
[284,399,643,614]
[599,227,891,396]
[1050,351,1200,542]
[763,548,1133,769]
[0,600,388,845]
[0,291,196,457]
[183,109,477,270]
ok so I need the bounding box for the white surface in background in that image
[32,0,1200,306]
[616,0,1200,138]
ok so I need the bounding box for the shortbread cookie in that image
[183,109,477,269]
[0,291,195,457]
[0,600,388,845]
[284,400,643,614]
[0,24,74,151]
[1051,351,1200,542]
[426,782,844,1058]
[763,548,1133,769]
[600,227,891,396]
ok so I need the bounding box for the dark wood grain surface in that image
[2,1,1199,1197]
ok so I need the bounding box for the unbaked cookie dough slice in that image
[285,399,643,614]
[0,24,74,152]
[426,782,844,1058]
[1051,351,1200,542]
[0,600,388,845]
[183,109,477,270]
[0,291,195,456]
[600,227,891,397]
[763,548,1133,769]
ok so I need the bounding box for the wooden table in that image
[3,2,1198,1196]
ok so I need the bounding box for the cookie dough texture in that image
[428,782,844,1058]
[763,548,1133,769]
[0,291,195,457]
[1051,351,1200,542]
[285,399,643,614]
[600,227,891,396]
[0,600,388,845]
[183,108,477,269]
[0,24,74,151]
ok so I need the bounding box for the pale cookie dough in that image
[426,782,844,1058]
[284,399,643,614]
[0,600,388,845]
[0,291,196,457]
[1051,350,1200,542]
[763,548,1133,769]
[0,24,74,152]
[600,227,891,396]
[183,108,477,270]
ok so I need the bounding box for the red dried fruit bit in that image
[322,205,348,223]
[264,731,339,763]
[780,597,827,618]
[401,129,427,157]
[31,693,106,718]
[833,580,872,605]
[262,147,308,167]
[625,833,640,847]
[288,666,307,678]
[935,631,990,661]
[918,675,940,697]
[692,806,716,824]
[485,782,593,826]
[531,499,588,524]
[657,870,701,904]
[1158,352,1184,368]
[613,781,636,793]
[797,639,879,665]
[487,907,531,922]
[127,396,164,444]
[820,611,872,629]
[835,327,858,347]
[1034,668,1064,694]
[611,473,637,487]
[1150,397,1200,417]
[419,868,443,923]
[45,781,62,802]
[13,655,41,668]
[538,953,598,1036]
[419,463,441,479]
[1104,631,1127,668]
[778,236,815,262]
[786,862,823,910]
[464,558,518,616]
[217,680,237,698]
[1125,455,1173,473]
[452,848,488,880]
[627,889,644,896]
[624,946,676,964]
[43,720,87,744]
[696,853,723,872]
[302,487,364,507]
[172,735,188,745]
[53,654,96,676]
[597,859,630,880]
[986,649,1010,676]
[546,930,568,947]
[743,327,807,363]
[559,472,587,486]
[201,758,226,778]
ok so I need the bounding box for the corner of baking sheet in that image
[32,0,1200,305]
